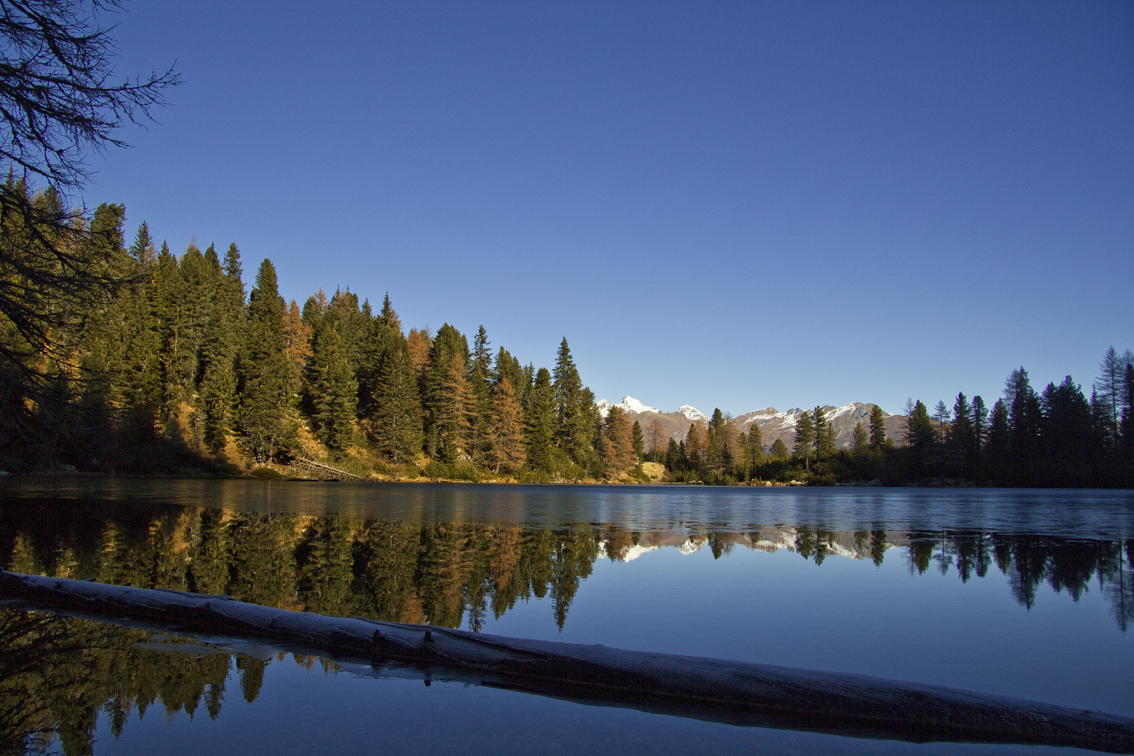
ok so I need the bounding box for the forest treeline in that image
[0,183,1131,487]
[651,348,1134,488]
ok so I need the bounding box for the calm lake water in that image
[1,480,1132,755]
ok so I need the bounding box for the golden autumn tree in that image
[487,377,526,474]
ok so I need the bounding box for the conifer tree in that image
[198,243,245,449]
[601,406,634,474]
[769,438,790,462]
[933,401,950,445]
[1094,347,1126,450]
[631,420,644,463]
[851,422,869,456]
[793,411,815,467]
[309,321,358,452]
[813,406,834,464]
[746,421,765,468]
[868,404,887,449]
[118,222,163,439]
[684,423,705,471]
[468,326,493,463]
[950,392,977,470]
[972,395,988,452]
[524,367,555,472]
[552,338,588,460]
[368,339,423,463]
[235,259,296,461]
[423,324,469,458]
[487,377,526,474]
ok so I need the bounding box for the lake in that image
[0,480,1132,755]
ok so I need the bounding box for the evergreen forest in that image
[0,184,1131,487]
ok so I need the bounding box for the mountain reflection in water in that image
[1,500,1131,633]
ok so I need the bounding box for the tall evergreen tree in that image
[972,395,989,453]
[1039,375,1095,484]
[868,404,887,449]
[524,367,555,472]
[746,420,765,469]
[468,326,493,463]
[631,420,644,463]
[552,338,589,461]
[601,406,634,474]
[1094,347,1131,450]
[793,411,815,467]
[308,321,358,452]
[235,260,296,461]
[851,422,869,456]
[950,392,977,472]
[368,339,423,463]
[198,243,245,449]
[813,406,834,464]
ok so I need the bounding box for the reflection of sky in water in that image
[1,482,1131,754]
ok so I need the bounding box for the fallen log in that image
[1,569,1131,753]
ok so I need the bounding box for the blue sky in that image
[83,1,1132,416]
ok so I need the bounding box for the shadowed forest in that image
[1,186,1131,487]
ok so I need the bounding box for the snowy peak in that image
[620,396,660,414]
[596,396,660,418]
[678,405,708,423]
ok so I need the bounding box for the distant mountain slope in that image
[597,396,906,450]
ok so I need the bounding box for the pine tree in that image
[235,259,296,461]
[423,324,469,459]
[933,400,950,446]
[552,338,588,461]
[972,395,988,452]
[793,411,815,467]
[524,367,555,472]
[309,321,358,452]
[950,392,976,471]
[813,406,834,464]
[851,422,869,456]
[198,243,245,449]
[746,420,765,468]
[487,377,526,474]
[684,423,705,471]
[601,406,634,474]
[368,339,423,463]
[868,404,887,449]
[631,420,644,463]
[1094,347,1131,450]
[769,438,790,462]
[468,326,493,463]
[1039,376,1094,484]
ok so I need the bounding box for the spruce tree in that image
[468,326,493,463]
[631,420,644,463]
[369,339,423,463]
[235,259,296,461]
[524,367,555,472]
[198,243,245,449]
[746,421,765,468]
[868,404,887,449]
[950,392,976,471]
[851,422,869,456]
[813,406,834,463]
[309,321,358,452]
[793,411,815,467]
[552,338,587,460]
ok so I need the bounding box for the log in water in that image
[1,569,1131,754]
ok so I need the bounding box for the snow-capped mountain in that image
[596,396,661,418]
[678,405,709,423]
[593,397,907,450]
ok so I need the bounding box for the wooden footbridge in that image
[289,457,368,481]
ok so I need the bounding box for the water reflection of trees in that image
[1,504,1131,632]
[0,609,327,756]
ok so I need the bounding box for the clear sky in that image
[83,0,1132,417]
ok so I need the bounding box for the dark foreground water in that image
[0,480,1132,755]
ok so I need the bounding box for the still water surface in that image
[1,481,1132,755]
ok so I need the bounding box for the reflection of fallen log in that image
[1,570,1131,755]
